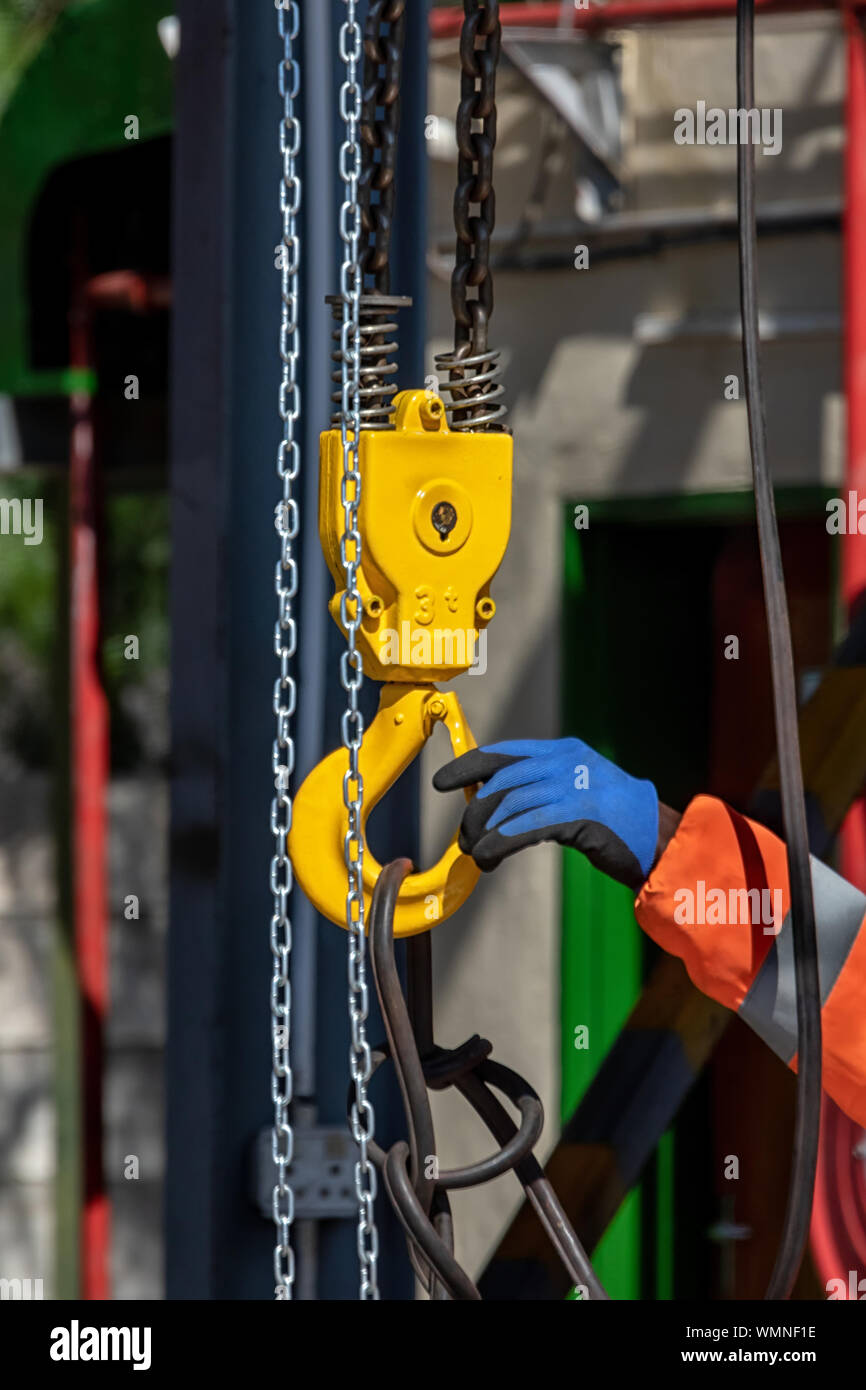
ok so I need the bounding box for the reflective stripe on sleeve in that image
[739,857,866,1065]
[635,794,866,1127]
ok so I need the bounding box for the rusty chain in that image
[451,0,501,356]
[359,0,407,293]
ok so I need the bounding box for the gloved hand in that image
[433,738,660,890]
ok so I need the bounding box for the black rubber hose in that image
[369,859,438,1219]
[383,1142,482,1300]
[736,0,823,1300]
[368,859,442,1291]
[458,1064,610,1302]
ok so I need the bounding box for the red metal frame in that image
[810,8,866,1295]
[69,260,110,1301]
[843,11,866,618]
[429,0,845,39]
[68,266,171,1300]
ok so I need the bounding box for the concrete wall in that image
[0,772,166,1301]
[0,774,55,1298]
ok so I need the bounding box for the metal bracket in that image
[253,1125,358,1221]
[501,29,623,178]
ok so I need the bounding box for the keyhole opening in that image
[431,501,457,542]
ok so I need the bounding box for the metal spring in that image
[328,293,411,430]
[434,344,507,432]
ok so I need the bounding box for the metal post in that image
[167,0,242,1298]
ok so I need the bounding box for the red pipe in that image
[809,9,866,1296]
[86,271,172,314]
[839,15,866,919]
[429,0,844,39]
[69,253,110,1301]
[66,264,169,1299]
[843,12,866,615]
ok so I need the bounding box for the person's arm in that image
[635,793,866,1128]
[435,740,866,1128]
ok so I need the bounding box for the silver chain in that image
[271,0,301,1303]
[338,0,380,1301]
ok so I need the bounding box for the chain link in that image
[451,0,501,355]
[338,0,380,1301]
[359,0,407,293]
[271,0,301,1302]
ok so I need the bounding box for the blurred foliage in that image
[103,492,169,684]
[0,0,68,35]
[0,0,63,18]
[0,0,69,114]
[103,492,170,772]
[0,472,56,663]
[0,472,58,770]
[0,474,169,772]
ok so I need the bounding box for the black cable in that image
[736,0,823,1300]
[368,859,440,1293]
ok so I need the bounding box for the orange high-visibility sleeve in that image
[635,794,866,1128]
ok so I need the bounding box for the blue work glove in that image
[433,738,659,890]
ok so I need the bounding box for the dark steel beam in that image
[167,0,238,1299]
[167,0,427,1301]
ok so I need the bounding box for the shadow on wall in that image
[429,229,840,502]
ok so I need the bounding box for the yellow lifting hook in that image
[289,387,513,937]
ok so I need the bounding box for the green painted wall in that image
[0,0,173,393]
[560,487,832,1300]
[560,513,646,1299]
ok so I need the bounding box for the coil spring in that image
[433,345,507,432]
[328,294,411,431]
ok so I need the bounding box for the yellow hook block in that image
[318,388,512,682]
[289,682,480,938]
